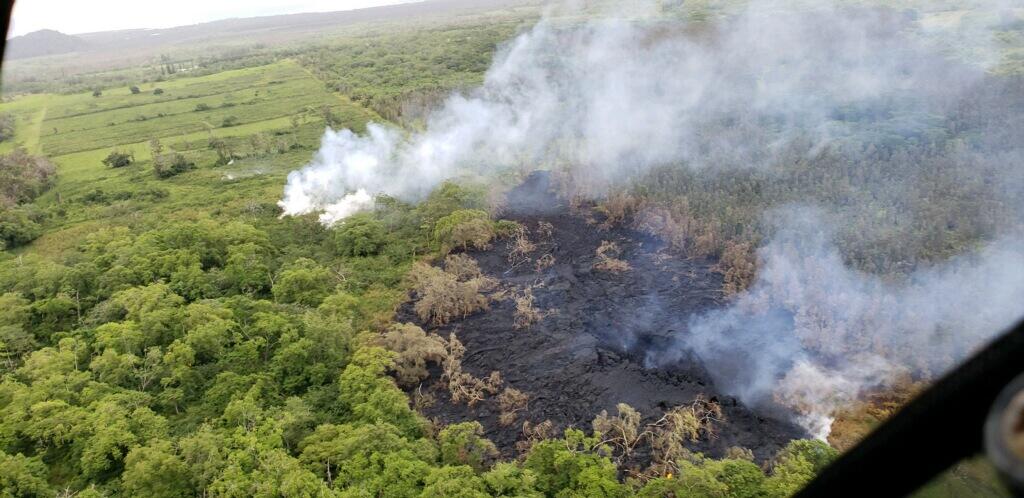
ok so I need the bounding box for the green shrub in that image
[0,149,56,207]
[223,243,271,295]
[333,214,388,257]
[417,182,488,225]
[0,450,53,497]
[0,113,15,143]
[438,422,498,471]
[272,258,336,306]
[432,209,494,253]
[0,206,44,250]
[524,429,625,497]
[153,153,195,179]
[494,219,522,238]
[102,150,134,168]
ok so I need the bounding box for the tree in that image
[223,243,271,295]
[153,152,195,179]
[432,209,494,253]
[417,182,488,225]
[718,241,756,294]
[0,207,45,250]
[337,347,425,437]
[438,421,498,471]
[762,440,838,497]
[109,283,185,347]
[0,148,57,207]
[248,449,332,497]
[271,258,335,306]
[408,262,493,326]
[0,450,53,497]
[30,293,78,337]
[0,324,37,371]
[647,396,723,472]
[482,463,542,497]
[496,387,528,426]
[89,348,139,387]
[182,302,236,362]
[420,466,490,498]
[77,400,169,479]
[299,421,433,492]
[178,426,227,492]
[122,440,194,498]
[637,472,726,498]
[379,323,445,386]
[209,137,235,166]
[716,459,767,498]
[523,429,624,497]
[593,241,630,272]
[334,213,388,257]
[592,403,643,457]
[102,150,135,168]
[439,333,501,407]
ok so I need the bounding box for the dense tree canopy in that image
[0,174,833,496]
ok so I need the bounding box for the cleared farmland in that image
[0,59,379,256]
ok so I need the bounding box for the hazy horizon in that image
[8,0,421,38]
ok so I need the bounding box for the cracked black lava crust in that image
[398,171,805,465]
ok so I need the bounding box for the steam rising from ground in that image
[650,210,1024,438]
[281,1,1024,436]
[281,1,987,223]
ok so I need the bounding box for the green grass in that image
[913,457,1011,498]
[28,62,339,156]
[0,95,49,154]
[1,59,380,259]
[42,63,288,119]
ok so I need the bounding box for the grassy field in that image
[0,59,380,258]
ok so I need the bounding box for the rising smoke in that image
[280,1,1024,436]
[281,1,977,223]
[649,209,1024,438]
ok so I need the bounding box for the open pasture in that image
[0,59,379,256]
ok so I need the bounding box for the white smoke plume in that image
[650,209,1024,438]
[279,0,1024,436]
[281,1,1002,224]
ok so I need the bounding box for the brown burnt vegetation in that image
[442,333,503,406]
[378,322,446,387]
[408,259,495,326]
[593,240,631,272]
[512,287,547,330]
[826,376,925,451]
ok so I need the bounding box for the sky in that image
[8,0,418,37]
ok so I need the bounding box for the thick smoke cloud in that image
[649,209,1024,438]
[280,1,1024,436]
[281,1,985,223]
